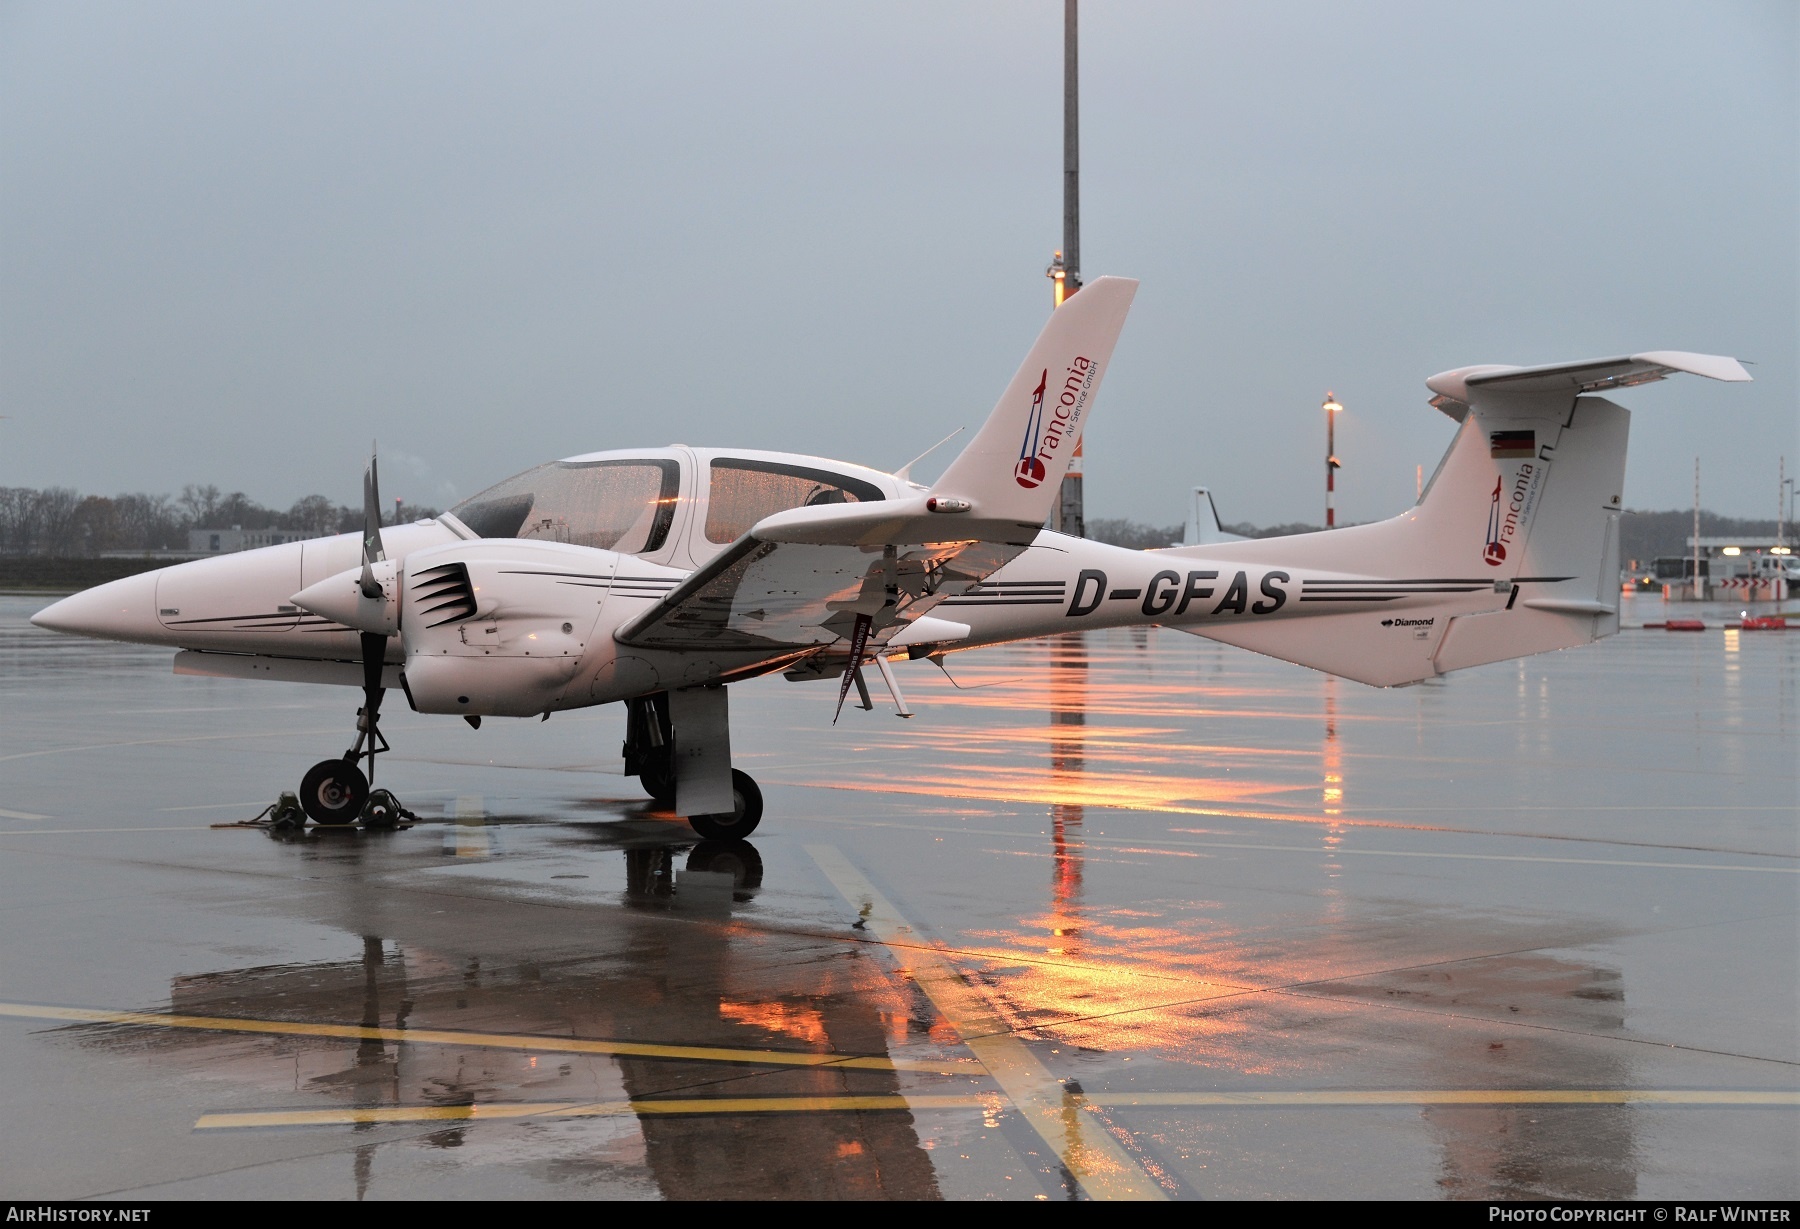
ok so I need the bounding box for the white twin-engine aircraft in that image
[33,277,1750,837]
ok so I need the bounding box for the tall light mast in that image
[1323,392,1343,527]
[1062,0,1081,303]
[1047,0,1085,537]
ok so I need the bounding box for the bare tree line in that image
[0,485,441,557]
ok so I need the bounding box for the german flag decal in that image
[1489,430,1536,459]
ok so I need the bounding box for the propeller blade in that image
[832,612,873,724]
[360,450,386,599]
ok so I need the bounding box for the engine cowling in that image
[396,539,619,717]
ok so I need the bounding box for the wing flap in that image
[616,535,1022,652]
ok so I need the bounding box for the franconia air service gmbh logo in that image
[1014,357,1097,489]
[1014,370,1050,488]
[1483,455,1539,566]
[1483,475,1506,565]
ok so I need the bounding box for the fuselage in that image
[31,441,1522,705]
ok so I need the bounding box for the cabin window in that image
[451,460,682,554]
[704,458,885,544]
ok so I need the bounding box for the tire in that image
[687,770,763,840]
[638,748,676,806]
[300,758,369,826]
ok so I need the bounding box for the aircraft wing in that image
[617,276,1138,654]
[612,530,1021,652]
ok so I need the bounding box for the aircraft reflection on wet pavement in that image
[67,843,953,1202]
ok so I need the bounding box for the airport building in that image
[1653,536,1796,601]
[187,526,326,554]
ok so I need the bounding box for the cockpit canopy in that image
[448,448,900,567]
[452,458,682,553]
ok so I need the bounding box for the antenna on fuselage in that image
[893,426,965,485]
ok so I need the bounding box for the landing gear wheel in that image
[638,749,676,807]
[300,758,369,826]
[361,788,404,830]
[687,769,763,840]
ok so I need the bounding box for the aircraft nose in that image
[30,569,166,643]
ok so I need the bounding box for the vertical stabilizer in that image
[932,277,1136,530]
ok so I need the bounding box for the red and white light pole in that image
[1323,392,1343,528]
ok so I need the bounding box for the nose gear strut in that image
[289,452,418,830]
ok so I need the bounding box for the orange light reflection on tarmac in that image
[767,633,1441,832]
[718,999,830,1048]
[779,632,1395,1060]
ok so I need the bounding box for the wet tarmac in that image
[1,591,1795,1200]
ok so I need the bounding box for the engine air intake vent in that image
[411,562,478,627]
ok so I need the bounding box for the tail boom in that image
[937,350,1744,686]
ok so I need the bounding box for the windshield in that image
[704,458,885,544]
[451,459,681,554]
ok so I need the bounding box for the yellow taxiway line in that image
[192,1088,1800,1131]
[1096,1090,1800,1107]
[0,1001,975,1074]
[197,1094,1000,1130]
[806,843,1170,1202]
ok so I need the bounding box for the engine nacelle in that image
[397,539,619,716]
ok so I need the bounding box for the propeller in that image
[355,447,389,782]
[360,448,386,600]
[288,449,398,634]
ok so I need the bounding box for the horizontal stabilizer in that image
[1427,351,1750,408]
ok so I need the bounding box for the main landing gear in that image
[296,632,412,830]
[623,690,763,838]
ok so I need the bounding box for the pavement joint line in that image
[0,728,346,763]
[0,1001,978,1074]
[794,814,1797,874]
[805,842,1169,1202]
[190,1088,1800,1130]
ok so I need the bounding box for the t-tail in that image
[1164,352,1750,686]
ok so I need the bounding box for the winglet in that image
[930,276,1138,529]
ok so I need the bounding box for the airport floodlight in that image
[1323,393,1344,527]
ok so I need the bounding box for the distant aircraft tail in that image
[1183,487,1245,545]
[1175,352,1749,686]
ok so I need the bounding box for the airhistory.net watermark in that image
[5,1210,151,1223]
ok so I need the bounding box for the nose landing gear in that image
[295,631,411,829]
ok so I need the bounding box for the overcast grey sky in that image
[2,1,1794,526]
